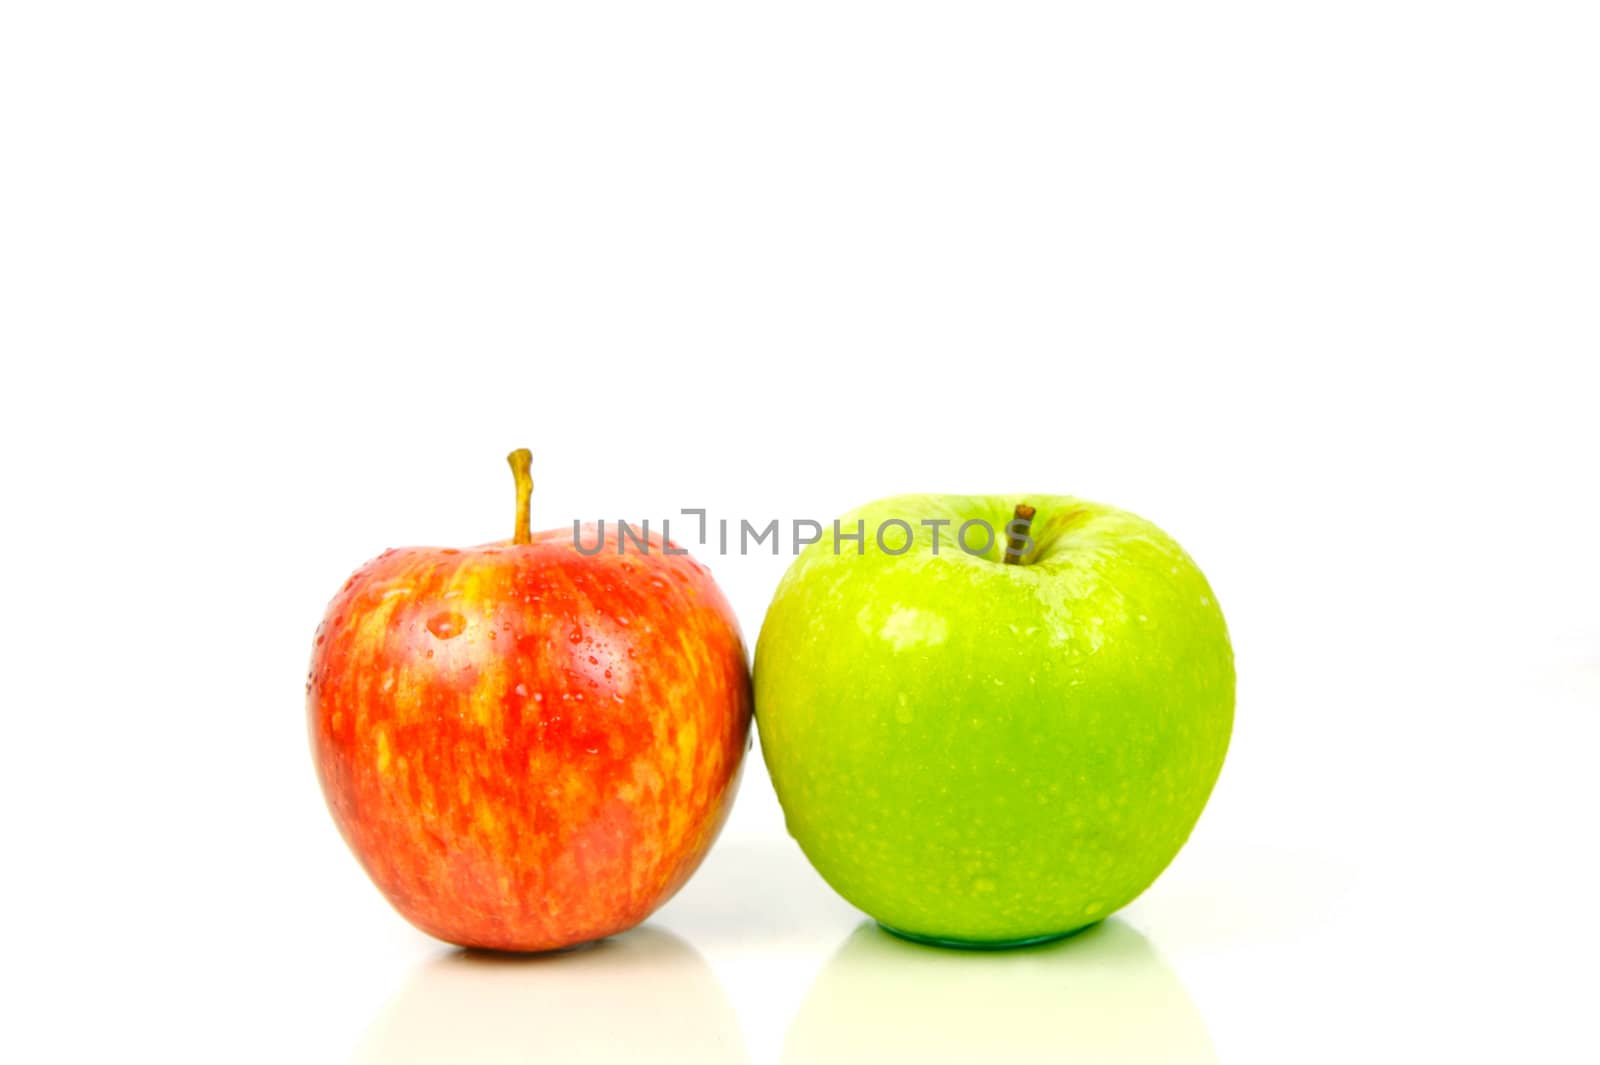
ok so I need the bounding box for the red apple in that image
[307,450,751,951]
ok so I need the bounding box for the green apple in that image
[754,495,1233,946]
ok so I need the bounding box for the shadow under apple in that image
[354,925,747,1065]
[783,918,1215,1065]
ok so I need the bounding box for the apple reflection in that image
[784,919,1215,1065]
[354,926,747,1065]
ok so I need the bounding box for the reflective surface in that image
[354,928,747,1065]
[786,919,1214,1065]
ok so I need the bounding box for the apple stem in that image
[1003,503,1036,565]
[508,448,533,545]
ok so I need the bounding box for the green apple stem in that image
[1003,503,1036,565]
[508,448,533,545]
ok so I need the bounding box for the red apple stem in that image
[508,448,533,545]
[1003,503,1036,565]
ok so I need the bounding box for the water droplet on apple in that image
[588,655,599,665]
[514,683,528,698]
[568,628,583,643]
[427,611,466,640]
[532,692,544,703]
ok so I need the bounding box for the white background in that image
[3,3,1597,1062]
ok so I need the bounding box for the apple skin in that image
[755,494,1233,946]
[308,525,751,952]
